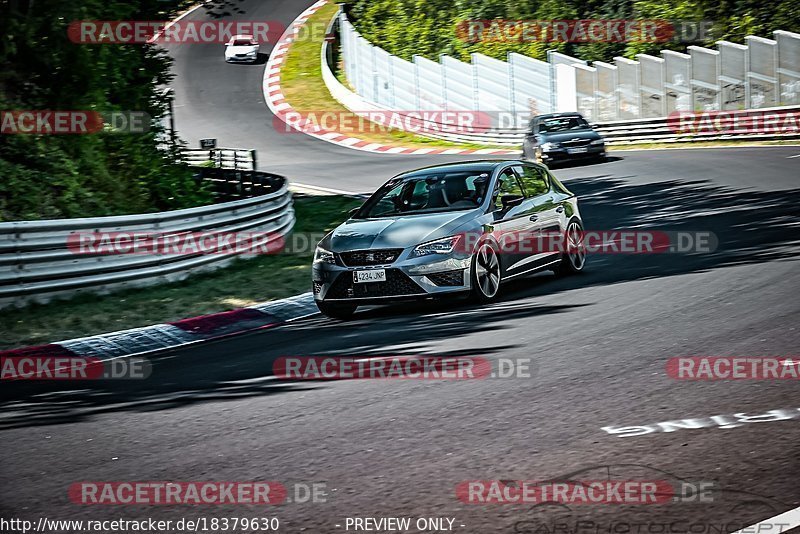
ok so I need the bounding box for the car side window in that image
[493,168,525,212]
[514,165,550,198]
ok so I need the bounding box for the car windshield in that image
[354,171,490,218]
[538,116,589,132]
[232,39,253,46]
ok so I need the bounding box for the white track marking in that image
[259,2,517,156]
[729,506,800,534]
[149,2,206,43]
[290,182,363,197]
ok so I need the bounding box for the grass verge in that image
[278,2,507,151]
[0,195,361,350]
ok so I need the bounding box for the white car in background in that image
[224,35,259,63]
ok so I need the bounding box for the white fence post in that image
[594,61,618,121]
[615,56,641,119]
[746,35,778,108]
[718,41,748,110]
[663,51,692,114]
[775,30,800,105]
[689,45,721,111]
[637,54,666,118]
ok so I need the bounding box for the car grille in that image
[427,270,465,287]
[338,248,403,267]
[561,138,592,147]
[326,269,423,299]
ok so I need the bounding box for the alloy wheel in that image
[565,221,586,271]
[475,244,501,298]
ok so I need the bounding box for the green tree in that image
[0,0,215,221]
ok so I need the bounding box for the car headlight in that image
[248,50,257,55]
[590,139,604,145]
[411,236,461,257]
[314,247,335,264]
[540,142,559,151]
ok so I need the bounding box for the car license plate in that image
[567,147,588,154]
[353,269,386,283]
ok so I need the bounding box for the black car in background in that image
[522,112,606,165]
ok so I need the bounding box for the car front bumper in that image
[313,252,473,304]
[226,54,257,62]
[542,145,605,162]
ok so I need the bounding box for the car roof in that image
[394,160,542,179]
[231,34,254,40]
[533,113,584,120]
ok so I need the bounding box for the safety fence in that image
[183,148,257,170]
[0,171,293,309]
[324,22,800,146]
[402,105,800,146]
[339,11,800,124]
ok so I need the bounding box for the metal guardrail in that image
[183,148,257,170]
[411,105,800,146]
[197,167,279,201]
[0,171,294,309]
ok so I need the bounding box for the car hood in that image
[324,210,477,251]
[540,129,601,143]
[226,45,258,54]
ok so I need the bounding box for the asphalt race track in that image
[1,0,799,532]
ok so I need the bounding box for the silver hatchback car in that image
[312,160,585,319]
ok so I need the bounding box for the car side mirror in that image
[500,194,524,212]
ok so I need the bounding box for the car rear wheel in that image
[553,219,586,276]
[316,301,357,320]
[471,242,501,303]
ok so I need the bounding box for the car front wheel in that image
[471,242,501,303]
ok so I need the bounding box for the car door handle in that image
[529,215,539,221]
[555,206,564,213]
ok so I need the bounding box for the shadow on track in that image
[563,175,800,278]
[547,154,624,169]
[0,302,583,429]
[3,177,798,428]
